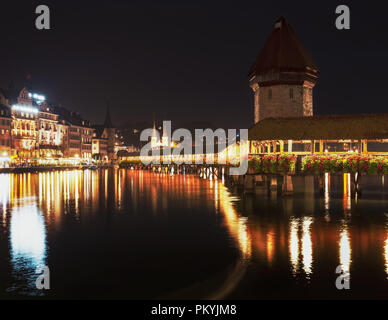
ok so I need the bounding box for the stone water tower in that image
[249,17,319,124]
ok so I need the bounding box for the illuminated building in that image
[36,101,64,157]
[67,122,93,159]
[10,87,39,159]
[0,91,12,165]
[52,105,95,159]
[92,127,109,161]
[0,86,118,161]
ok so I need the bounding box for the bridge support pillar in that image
[305,176,315,194]
[244,175,255,193]
[282,175,293,195]
[270,177,278,191]
[255,174,264,185]
[318,175,324,196]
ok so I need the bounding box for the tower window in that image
[268,89,272,100]
[289,88,294,99]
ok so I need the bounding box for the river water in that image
[0,169,387,299]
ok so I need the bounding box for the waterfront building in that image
[92,107,116,162]
[0,85,118,161]
[0,92,12,163]
[92,126,109,161]
[9,87,39,159]
[36,101,64,158]
[102,107,116,160]
[67,120,93,159]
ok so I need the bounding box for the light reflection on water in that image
[385,237,388,279]
[339,223,352,276]
[301,217,313,279]
[288,217,314,280]
[0,170,387,297]
[9,198,46,295]
[217,181,252,261]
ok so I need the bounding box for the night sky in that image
[1,0,387,129]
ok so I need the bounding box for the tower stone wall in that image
[252,81,314,122]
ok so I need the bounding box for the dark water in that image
[0,169,387,299]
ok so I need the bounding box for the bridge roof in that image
[249,114,388,141]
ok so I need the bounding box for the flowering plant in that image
[302,154,388,175]
[248,154,296,174]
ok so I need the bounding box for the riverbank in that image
[0,164,112,174]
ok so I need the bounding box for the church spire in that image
[104,105,114,128]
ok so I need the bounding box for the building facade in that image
[92,127,109,161]
[10,87,39,159]
[37,101,64,157]
[0,86,115,162]
[0,92,12,160]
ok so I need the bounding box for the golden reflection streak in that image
[114,169,118,205]
[385,215,388,279]
[289,218,299,276]
[218,182,252,260]
[214,179,219,213]
[75,170,79,215]
[324,173,330,211]
[84,170,90,202]
[206,179,251,300]
[0,174,11,226]
[46,172,51,214]
[104,169,108,206]
[301,217,313,278]
[384,237,388,279]
[266,231,275,264]
[343,173,351,213]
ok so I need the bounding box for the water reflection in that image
[385,218,388,279]
[266,231,275,264]
[324,173,330,222]
[339,223,352,275]
[385,237,388,279]
[288,217,314,279]
[343,173,351,214]
[217,181,252,260]
[0,170,387,298]
[9,198,46,294]
[0,174,11,227]
[289,218,299,276]
[301,217,313,278]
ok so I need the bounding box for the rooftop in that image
[249,114,388,141]
[248,17,319,78]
